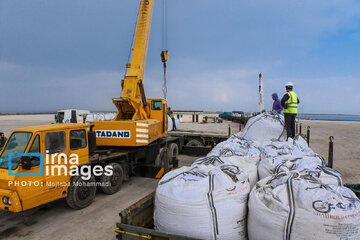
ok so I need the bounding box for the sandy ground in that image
[177,121,241,135]
[0,114,54,136]
[300,119,360,184]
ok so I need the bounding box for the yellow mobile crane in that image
[91,0,169,147]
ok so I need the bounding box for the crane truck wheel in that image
[186,139,204,147]
[100,163,124,195]
[155,148,165,167]
[66,174,97,210]
[167,143,179,164]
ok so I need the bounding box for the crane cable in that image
[161,0,168,100]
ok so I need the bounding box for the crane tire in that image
[100,163,124,195]
[167,143,179,164]
[155,148,165,167]
[66,174,97,210]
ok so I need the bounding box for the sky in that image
[0,0,360,114]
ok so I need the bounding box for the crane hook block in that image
[161,51,169,63]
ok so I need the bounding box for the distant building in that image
[203,112,221,123]
[173,110,204,123]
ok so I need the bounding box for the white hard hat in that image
[285,82,293,88]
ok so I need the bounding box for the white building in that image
[173,110,204,123]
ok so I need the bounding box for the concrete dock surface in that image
[0,177,158,240]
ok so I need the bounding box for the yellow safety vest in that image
[283,91,298,114]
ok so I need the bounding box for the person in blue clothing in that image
[272,93,283,114]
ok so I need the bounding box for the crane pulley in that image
[161,50,168,99]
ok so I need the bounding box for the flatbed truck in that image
[116,191,200,240]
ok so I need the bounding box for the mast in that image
[259,73,264,112]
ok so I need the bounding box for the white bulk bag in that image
[86,113,105,121]
[257,155,341,185]
[86,113,116,122]
[154,165,250,240]
[167,116,180,131]
[192,155,258,188]
[248,172,360,240]
[292,135,315,156]
[260,140,295,159]
[85,114,94,122]
[208,136,260,164]
[258,155,326,180]
[260,138,316,160]
[104,113,116,120]
[241,112,286,144]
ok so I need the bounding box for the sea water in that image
[297,114,360,121]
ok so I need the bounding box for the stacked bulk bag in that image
[104,113,117,120]
[258,155,324,179]
[241,112,286,144]
[154,164,250,240]
[154,111,358,239]
[207,135,260,164]
[192,155,258,188]
[260,140,294,158]
[248,172,360,240]
[257,154,342,185]
[85,112,116,122]
[260,137,315,159]
[299,167,343,186]
[292,135,315,156]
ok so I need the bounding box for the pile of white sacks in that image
[154,112,360,240]
[85,112,117,121]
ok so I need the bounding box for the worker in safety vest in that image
[281,82,300,139]
[167,107,176,131]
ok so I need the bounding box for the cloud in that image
[160,68,259,112]
[0,61,261,113]
[0,60,359,114]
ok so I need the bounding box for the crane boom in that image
[113,0,154,121]
[92,0,169,147]
[126,0,153,82]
